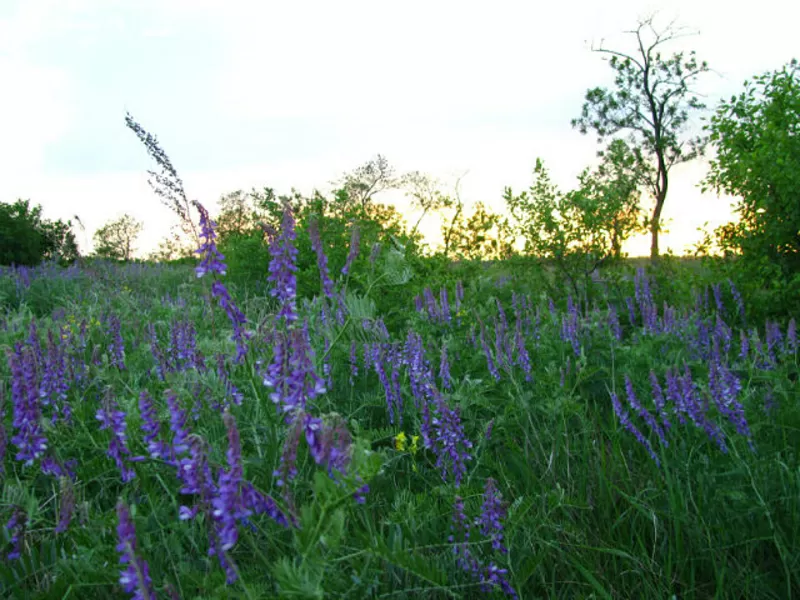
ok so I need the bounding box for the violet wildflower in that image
[739,329,750,361]
[240,482,289,527]
[8,344,48,466]
[712,282,724,313]
[194,200,227,277]
[625,297,636,327]
[308,217,334,298]
[216,354,244,407]
[116,500,156,600]
[212,412,244,551]
[440,344,452,391]
[728,279,746,324]
[342,224,360,275]
[0,385,6,473]
[787,318,797,354]
[678,366,728,453]
[478,323,500,381]
[625,375,668,446]
[138,391,169,460]
[607,304,622,340]
[709,355,753,449]
[5,507,26,560]
[267,203,299,323]
[514,318,532,382]
[268,324,326,417]
[482,563,518,598]
[96,392,135,483]
[611,392,660,466]
[430,391,473,487]
[478,478,507,553]
[274,415,303,487]
[440,287,451,324]
[107,314,126,370]
[449,496,480,576]
[649,371,671,432]
[165,390,191,457]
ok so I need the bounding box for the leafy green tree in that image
[702,59,800,312]
[504,149,646,299]
[444,202,515,261]
[93,214,144,261]
[572,16,709,259]
[0,199,79,266]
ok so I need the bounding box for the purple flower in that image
[449,496,480,576]
[514,318,532,382]
[728,279,746,324]
[439,344,452,391]
[429,391,473,487]
[116,500,156,600]
[267,203,299,323]
[138,391,169,460]
[8,344,48,466]
[194,200,227,278]
[165,390,191,457]
[5,507,26,560]
[308,217,334,298]
[107,314,126,370]
[649,371,671,432]
[212,412,244,551]
[478,322,500,381]
[611,392,660,466]
[625,375,668,446]
[96,393,135,483]
[477,478,507,554]
[787,318,797,354]
[0,385,6,473]
[263,326,326,417]
[342,224,360,275]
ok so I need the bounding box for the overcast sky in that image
[1,0,797,256]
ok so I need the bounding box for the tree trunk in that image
[650,191,666,260]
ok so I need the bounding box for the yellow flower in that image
[410,435,419,454]
[394,431,407,451]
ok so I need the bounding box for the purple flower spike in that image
[308,218,334,298]
[96,392,135,483]
[478,478,508,554]
[116,500,157,600]
[267,203,299,323]
[342,224,360,275]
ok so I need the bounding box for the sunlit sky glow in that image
[1,0,797,257]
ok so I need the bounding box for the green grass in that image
[0,256,798,599]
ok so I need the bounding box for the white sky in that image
[1,0,797,257]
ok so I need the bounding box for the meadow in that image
[0,206,799,600]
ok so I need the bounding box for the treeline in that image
[2,19,798,317]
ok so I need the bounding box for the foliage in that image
[702,59,800,317]
[572,16,710,259]
[503,148,645,300]
[443,201,515,261]
[0,199,79,267]
[92,214,144,261]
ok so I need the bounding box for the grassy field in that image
[0,222,798,599]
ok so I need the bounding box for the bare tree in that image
[333,154,399,208]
